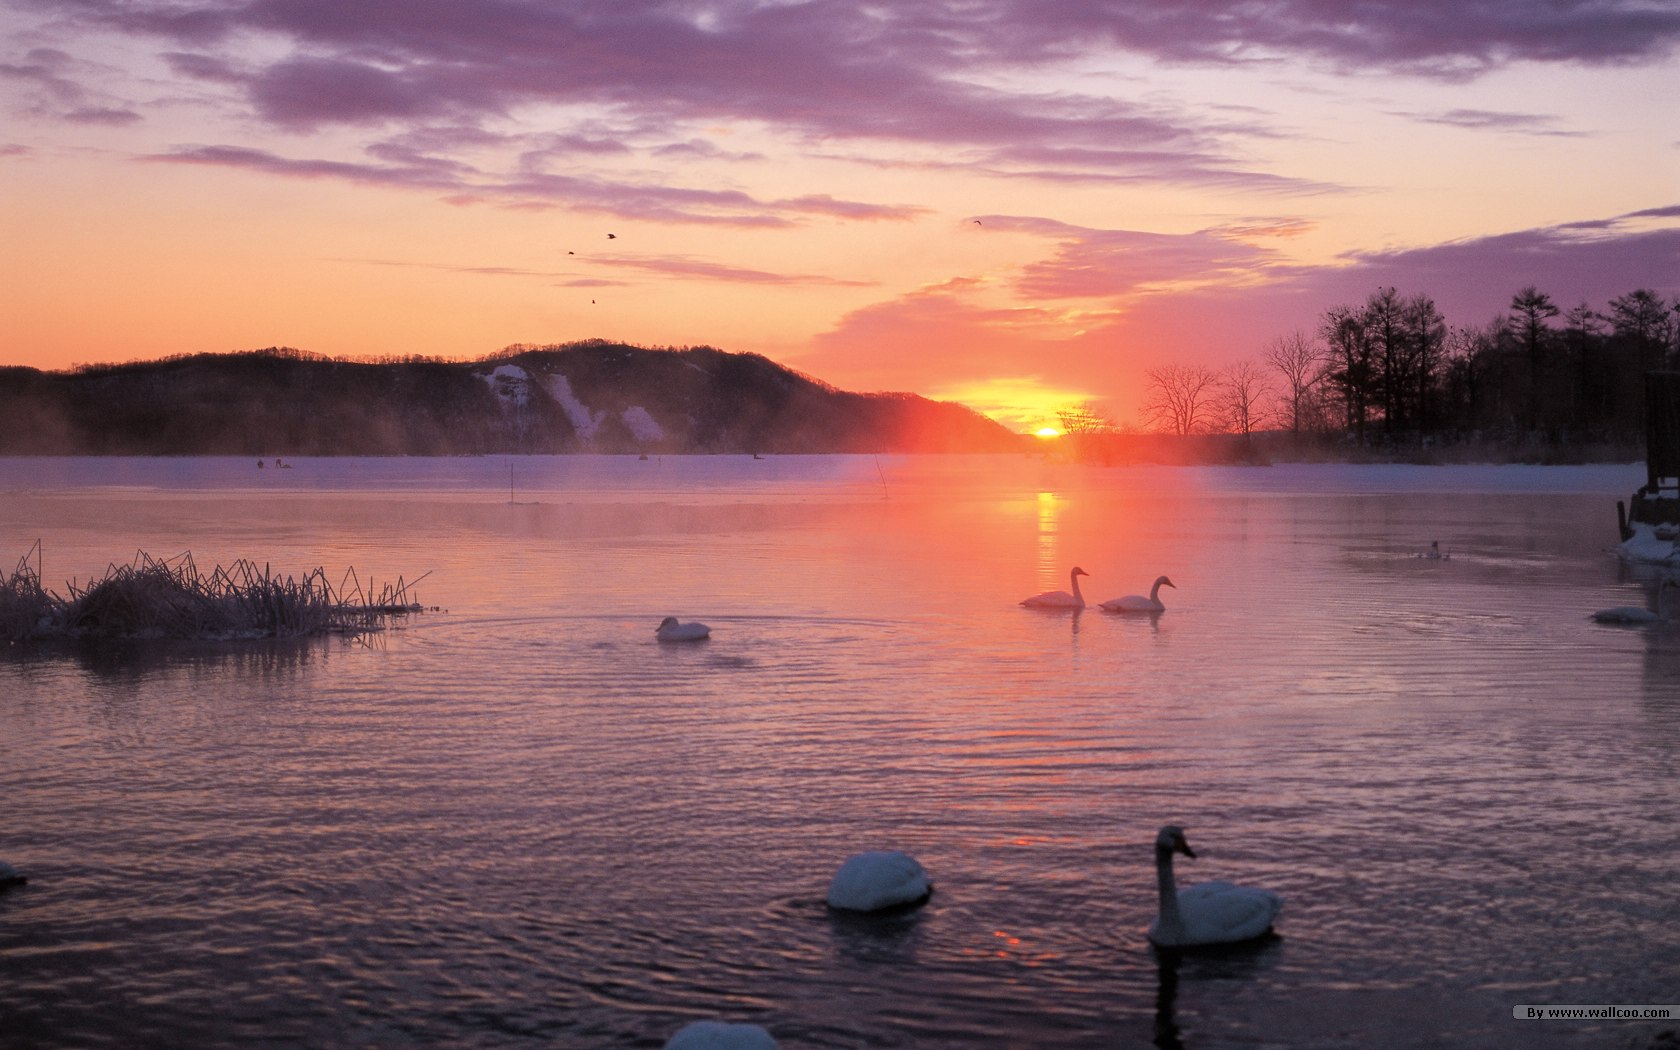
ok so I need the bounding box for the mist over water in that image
[2,456,1676,1049]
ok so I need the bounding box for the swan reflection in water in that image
[1151,938,1284,1050]
[1154,948,1184,1050]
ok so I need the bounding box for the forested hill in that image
[0,341,1025,455]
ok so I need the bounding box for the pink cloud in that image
[812,207,1680,418]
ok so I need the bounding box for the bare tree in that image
[1143,364,1220,436]
[1262,330,1327,433]
[1054,401,1116,435]
[1219,359,1272,436]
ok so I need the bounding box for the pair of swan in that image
[663,830,1272,1049]
[1019,567,1176,613]
[821,828,1277,949]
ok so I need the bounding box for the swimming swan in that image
[656,617,711,641]
[1021,567,1089,609]
[1148,825,1281,948]
[826,850,932,912]
[663,1021,779,1049]
[1592,577,1679,624]
[1101,576,1175,614]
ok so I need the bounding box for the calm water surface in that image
[2,456,1677,1049]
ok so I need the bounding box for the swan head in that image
[656,616,679,633]
[1072,567,1089,577]
[1157,576,1175,590]
[1156,824,1196,860]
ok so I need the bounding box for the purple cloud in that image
[14,0,1678,154]
[146,142,921,226]
[64,105,142,125]
[21,0,1666,219]
[1401,108,1588,137]
[1,47,88,106]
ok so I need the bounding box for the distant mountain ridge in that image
[0,341,1024,455]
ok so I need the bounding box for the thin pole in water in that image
[874,454,888,500]
[509,461,514,505]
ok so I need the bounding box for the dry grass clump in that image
[3,543,426,644]
[0,546,56,642]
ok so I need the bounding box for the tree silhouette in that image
[1262,330,1329,434]
[1509,286,1559,432]
[1143,364,1220,436]
[1218,360,1271,437]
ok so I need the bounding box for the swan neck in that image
[1071,571,1084,604]
[1156,847,1183,932]
[1150,579,1162,600]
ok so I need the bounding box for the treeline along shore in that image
[0,341,1022,456]
[1111,284,1674,465]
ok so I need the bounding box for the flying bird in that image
[607,233,617,239]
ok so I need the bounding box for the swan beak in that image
[1172,833,1196,858]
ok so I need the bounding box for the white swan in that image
[656,617,711,642]
[826,850,932,912]
[1148,825,1280,948]
[1021,567,1089,609]
[1101,575,1175,614]
[0,861,25,889]
[663,1020,779,1050]
[1593,577,1679,624]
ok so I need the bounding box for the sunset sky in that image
[3,1,1677,432]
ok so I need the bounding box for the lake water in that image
[2,455,1677,1049]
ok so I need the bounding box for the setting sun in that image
[1035,427,1062,439]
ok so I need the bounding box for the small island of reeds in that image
[2,543,427,645]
